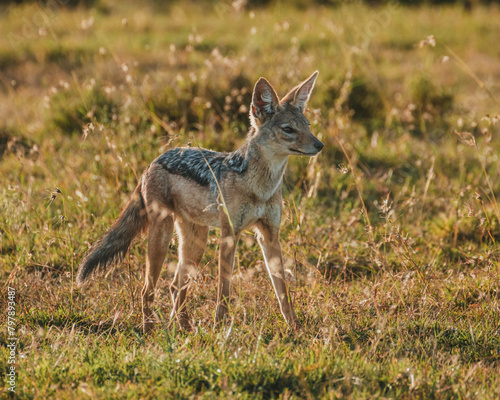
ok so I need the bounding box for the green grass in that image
[1,0,500,398]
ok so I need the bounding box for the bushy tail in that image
[76,185,148,285]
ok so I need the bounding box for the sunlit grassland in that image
[0,1,499,398]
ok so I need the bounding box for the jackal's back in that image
[153,146,249,189]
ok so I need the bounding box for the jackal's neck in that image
[236,134,288,199]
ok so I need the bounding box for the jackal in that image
[77,71,324,333]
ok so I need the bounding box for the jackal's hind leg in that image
[142,214,174,334]
[170,221,208,331]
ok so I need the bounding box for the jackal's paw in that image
[289,320,302,333]
[214,304,229,324]
[179,318,193,332]
[143,319,157,335]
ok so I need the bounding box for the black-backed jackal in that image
[77,71,324,333]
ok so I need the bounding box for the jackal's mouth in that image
[289,148,318,156]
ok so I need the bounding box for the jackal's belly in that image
[167,177,220,227]
[176,199,220,227]
[173,194,266,231]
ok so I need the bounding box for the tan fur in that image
[77,72,324,333]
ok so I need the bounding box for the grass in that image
[1,0,500,398]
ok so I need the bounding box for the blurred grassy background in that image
[1,0,499,398]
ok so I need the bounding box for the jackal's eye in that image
[282,126,295,134]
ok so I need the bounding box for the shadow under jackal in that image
[77,71,324,333]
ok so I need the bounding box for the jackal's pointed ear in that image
[250,77,279,125]
[281,71,319,112]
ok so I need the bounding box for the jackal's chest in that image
[229,201,267,231]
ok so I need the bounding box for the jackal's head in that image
[249,71,324,157]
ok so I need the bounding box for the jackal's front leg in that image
[215,231,239,324]
[255,221,300,329]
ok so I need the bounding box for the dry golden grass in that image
[1,1,499,398]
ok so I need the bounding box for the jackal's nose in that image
[314,141,324,152]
